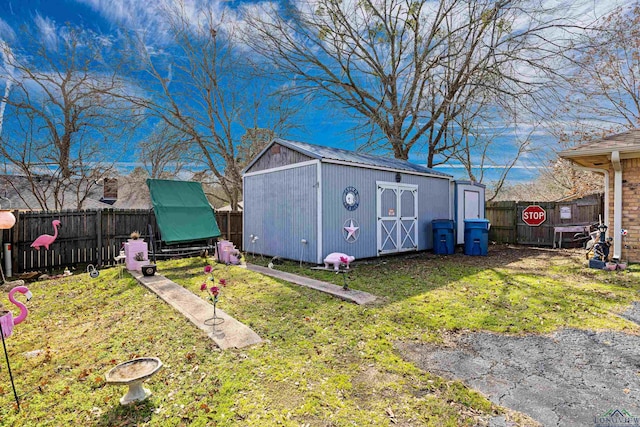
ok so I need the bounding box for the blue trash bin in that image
[432,219,455,255]
[464,219,490,256]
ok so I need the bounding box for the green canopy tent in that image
[147,179,221,255]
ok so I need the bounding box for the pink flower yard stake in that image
[200,265,227,327]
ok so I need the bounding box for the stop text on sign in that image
[523,211,545,220]
[522,205,546,226]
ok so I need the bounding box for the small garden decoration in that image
[30,219,61,251]
[339,256,351,290]
[200,265,227,326]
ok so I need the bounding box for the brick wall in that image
[611,158,640,262]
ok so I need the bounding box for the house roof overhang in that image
[558,129,640,168]
[558,148,640,168]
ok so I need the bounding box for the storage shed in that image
[242,139,454,264]
[453,181,487,244]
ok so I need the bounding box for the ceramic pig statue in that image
[323,253,355,271]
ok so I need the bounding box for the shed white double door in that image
[377,182,418,255]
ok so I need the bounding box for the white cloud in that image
[74,0,244,46]
[433,163,545,170]
[75,0,163,29]
[34,13,58,49]
[74,0,181,47]
[0,42,16,137]
[0,17,16,43]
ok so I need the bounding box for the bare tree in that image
[237,127,275,171]
[561,2,640,140]
[0,25,142,209]
[495,158,602,201]
[244,0,573,167]
[535,3,640,198]
[138,122,189,179]
[123,2,299,210]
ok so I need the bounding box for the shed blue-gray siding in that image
[321,163,451,259]
[243,163,318,263]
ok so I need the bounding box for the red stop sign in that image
[522,205,546,226]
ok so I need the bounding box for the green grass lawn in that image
[0,246,638,426]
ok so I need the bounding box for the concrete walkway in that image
[129,270,262,350]
[246,264,377,305]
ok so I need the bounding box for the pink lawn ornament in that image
[0,286,32,338]
[216,240,242,265]
[30,219,61,250]
[323,252,355,271]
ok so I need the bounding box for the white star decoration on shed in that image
[343,219,360,242]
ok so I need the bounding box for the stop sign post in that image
[522,205,546,226]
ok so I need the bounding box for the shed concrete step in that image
[245,264,377,305]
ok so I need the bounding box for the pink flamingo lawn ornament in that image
[0,286,32,411]
[0,286,33,338]
[30,219,61,250]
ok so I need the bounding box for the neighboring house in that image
[216,201,243,212]
[0,175,107,210]
[559,128,640,262]
[111,176,153,210]
[0,174,153,211]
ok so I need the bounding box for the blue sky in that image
[0,0,629,184]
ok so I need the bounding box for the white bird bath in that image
[105,357,163,405]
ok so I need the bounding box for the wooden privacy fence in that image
[0,209,243,274]
[486,194,604,246]
[215,211,243,247]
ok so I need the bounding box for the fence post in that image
[96,210,102,267]
[512,202,518,243]
[11,210,19,275]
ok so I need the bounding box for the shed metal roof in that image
[246,138,452,178]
